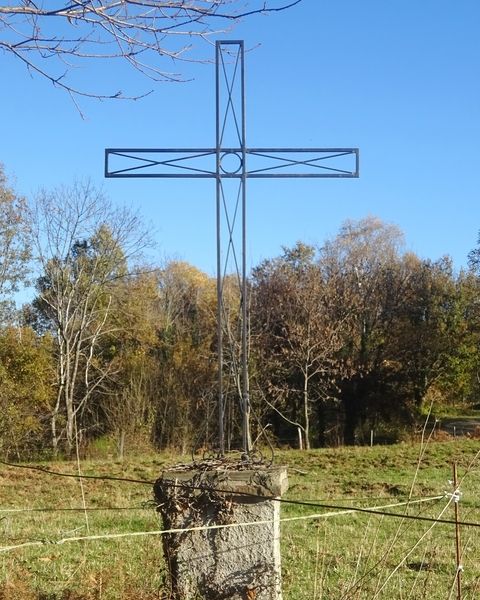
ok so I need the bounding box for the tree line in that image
[1,168,479,459]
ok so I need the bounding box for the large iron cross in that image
[105,40,359,458]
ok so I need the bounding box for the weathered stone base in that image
[154,464,288,600]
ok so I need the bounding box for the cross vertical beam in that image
[216,41,250,456]
[105,40,359,459]
[216,41,249,455]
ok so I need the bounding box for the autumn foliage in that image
[0,170,479,458]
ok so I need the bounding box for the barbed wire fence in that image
[1,448,479,599]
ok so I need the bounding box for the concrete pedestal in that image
[154,464,288,600]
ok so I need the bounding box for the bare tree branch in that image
[1,1,302,101]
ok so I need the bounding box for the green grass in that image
[1,439,479,599]
[277,442,480,599]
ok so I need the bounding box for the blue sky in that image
[2,0,480,276]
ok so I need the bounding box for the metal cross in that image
[105,40,359,458]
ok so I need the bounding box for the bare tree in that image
[320,216,408,444]
[1,1,301,103]
[29,180,152,454]
[251,242,351,449]
[0,165,31,323]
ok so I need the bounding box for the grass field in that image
[1,437,479,599]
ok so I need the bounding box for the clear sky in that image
[2,0,480,276]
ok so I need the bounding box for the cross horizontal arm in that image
[105,148,359,179]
